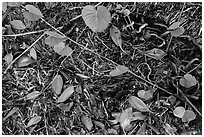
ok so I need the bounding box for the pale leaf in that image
[119,107,133,130]
[179,74,197,88]
[24,91,41,100]
[30,48,37,59]
[109,65,128,77]
[27,116,42,127]
[82,5,111,32]
[52,75,63,95]
[173,106,185,118]
[10,20,26,30]
[81,115,93,131]
[128,96,150,112]
[143,48,167,60]
[4,53,13,65]
[182,110,196,122]
[3,107,19,121]
[57,85,74,103]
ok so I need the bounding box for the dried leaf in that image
[109,65,128,77]
[163,123,176,135]
[57,85,74,103]
[45,31,66,39]
[168,22,181,30]
[10,20,26,30]
[53,41,73,56]
[182,110,196,122]
[93,120,105,129]
[173,106,185,118]
[137,122,146,135]
[171,26,185,37]
[17,56,34,67]
[128,96,150,112]
[81,115,93,131]
[3,107,19,121]
[24,91,41,100]
[27,116,42,127]
[179,74,198,88]
[119,107,133,130]
[24,5,43,18]
[144,48,167,60]
[52,75,63,95]
[76,73,90,79]
[30,48,37,59]
[45,36,64,47]
[82,5,111,32]
[110,25,125,52]
[4,52,13,65]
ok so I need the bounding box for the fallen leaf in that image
[81,115,93,131]
[109,65,128,77]
[119,107,133,130]
[82,5,111,32]
[3,107,19,121]
[143,48,167,60]
[171,26,185,37]
[110,25,125,52]
[24,91,41,100]
[76,73,90,79]
[17,56,34,67]
[182,110,196,122]
[10,20,26,30]
[27,116,42,127]
[57,85,74,103]
[45,31,66,39]
[128,96,150,112]
[30,48,37,59]
[45,36,64,47]
[24,5,43,18]
[7,2,22,7]
[168,22,181,30]
[4,52,13,65]
[132,112,146,121]
[179,74,198,88]
[173,106,185,118]
[137,122,146,135]
[52,75,63,95]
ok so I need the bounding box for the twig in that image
[2,29,47,37]
[3,33,45,74]
[187,62,202,74]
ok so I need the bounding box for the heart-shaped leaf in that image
[179,74,198,88]
[81,115,93,131]
[168,22,181,30]
[23,5,43,21]
[3,107,19,121]
[17,56,34,67]
[27,116,42,127]
[171,26,185,37]
[109,65,128,77]
[30,48,37,59]
[119,107,133,130]
[10,20,26,30]
[57,85,74,103]
[137,90,153,100]
[52,75,63,95]
[82,5,111,32]
[25,91,41,101]
[182,110,196,122]
[128,96,150,112]
[110,25,125,52]
[143,48,167,60]
[173,106,185,118]
[4,52,13,65]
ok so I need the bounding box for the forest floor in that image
[2,2,202,135]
